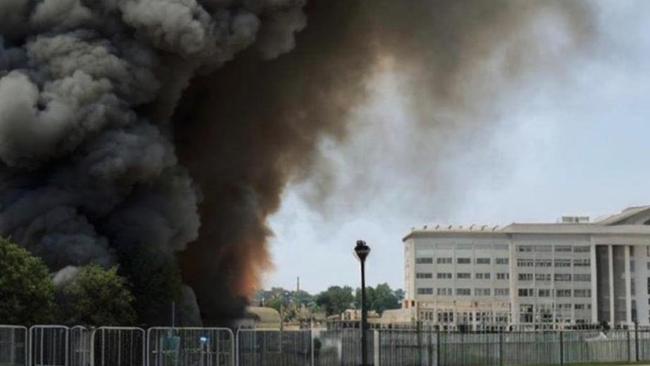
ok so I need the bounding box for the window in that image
[475,273,491,280]
[555,259,571,267]
[574,274,591,281]
[457,272,471,279]
[574,246,590,253]
[535,259,552,267]
[417,288,433,295]
[437,272,452,279]
[496,258,509,265]
[456,288,471,296]
[575,304,586,310]
[535,273,551,281]
[555,245,572,252]
[574,259,591,267]
[475,288,491,296]
[437,288,452,296]
[517,259,534,267]
[520,304,533,323]
[518,245,533,252]
[518,288,534,297]
[476,258,491,265]
[457,258,471,264]
[437,257,452,264]
[556,289,572,297]
[647,262,650,270]
[497,273,510,280]
[574,289,591,297]
[518,273,533,281]
[538,289,551,297]
[416,272,433,279]
[495,288,510,296]
[555,274,572,281]
[416,257,433,264]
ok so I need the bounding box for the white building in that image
[403,206,650,331]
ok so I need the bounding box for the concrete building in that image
[402,206,650,331]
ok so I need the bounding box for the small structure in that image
[236,306,282,329]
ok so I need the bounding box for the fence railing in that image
[5,325,650,366]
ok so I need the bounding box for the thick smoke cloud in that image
[175,0,593,323]
[0,0,592,325]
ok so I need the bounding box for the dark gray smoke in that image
[0,0,593,325]
[0,0,306,325]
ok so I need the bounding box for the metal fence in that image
[148,327,234,366]
[7,325,650,366]
[92,327,145,366]
[0,326,27,366]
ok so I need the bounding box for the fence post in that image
[373,330,380,366]
[499,331,503,366]
[417,321,422,366]
[436,328,441,366]
[559,331,564,366]
[311,326,315,366]
[628,327,632,362]
[634,322,640,362]
[428,327,433,366]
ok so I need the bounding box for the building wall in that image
[405,232,650,330]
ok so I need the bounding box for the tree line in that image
[255,284,404,318]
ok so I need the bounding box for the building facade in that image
[403,206,650,331]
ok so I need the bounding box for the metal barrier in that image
[11,325,650,366]
[91,327,145,366]
[0,326,28,366]
[147,327,234,366]
[69,327,91,366]
[29,326,68,366]
[236,329,312,366]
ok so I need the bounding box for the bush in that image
[0,237,56,324]
[58,265,136,326]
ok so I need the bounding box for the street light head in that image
[354,240,371,262]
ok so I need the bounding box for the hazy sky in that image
[265,1,650,294]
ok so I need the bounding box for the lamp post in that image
[354,240,371,366]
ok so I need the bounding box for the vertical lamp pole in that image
[355,240,371,366]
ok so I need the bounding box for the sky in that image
[264,1,650,294]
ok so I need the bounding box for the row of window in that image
[517,245,590,253]
[516,259,590,267]
[517,273,591,282]
[416,257,509,265]
[416,272,510,280]
[417,288,510,296]
[518,288,592,298]
[520,303,592,311]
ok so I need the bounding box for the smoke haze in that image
[0,0,593,324]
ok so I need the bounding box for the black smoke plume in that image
[0,0,592,325]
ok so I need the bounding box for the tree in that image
[355,283,401,315]
[0,237,57,324]
[58,265,136,326]
[315,286,354,316]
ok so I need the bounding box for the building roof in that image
[403,206,650,241]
